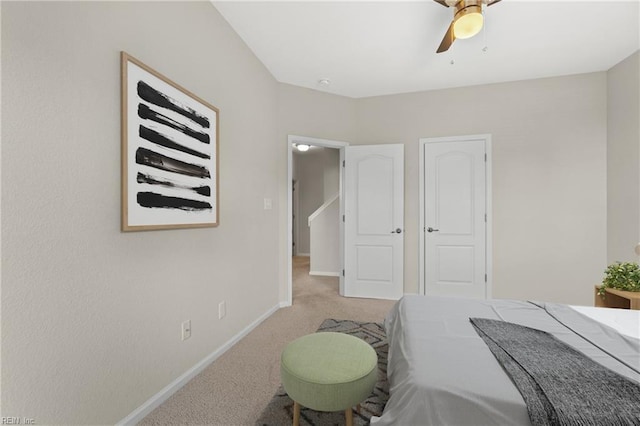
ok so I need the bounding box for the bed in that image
[370,295,640,426]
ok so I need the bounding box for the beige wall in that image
[277,73,608,305]
[277,84,359,143]
[355,73,608,304]
[2,2,279,423]
[607,51,640,263]
[323,148,340,201]
[293,150,325,254]
[2,1,632,422]
[293,148,341,255]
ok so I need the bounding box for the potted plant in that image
[598,262,640,296]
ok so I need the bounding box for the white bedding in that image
[570,305,640,339]
[372,295,640,426]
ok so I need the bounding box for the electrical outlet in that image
[182,320,191,341]
[218,301,226,319]
[263,198,272,210]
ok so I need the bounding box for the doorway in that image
[287,136,406,305]
[419,134,493,298]
[287,135,348,306]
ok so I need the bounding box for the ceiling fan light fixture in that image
[453,5,483,39]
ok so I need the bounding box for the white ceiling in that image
[213,1,640,98]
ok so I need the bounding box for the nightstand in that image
[594,286,640,310]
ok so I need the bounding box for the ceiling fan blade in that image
[487,0,502,6]
[436,21,456,53]
[433,0,450,7]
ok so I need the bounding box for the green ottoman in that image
[280,332,378,426]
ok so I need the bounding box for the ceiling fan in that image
[434,0,502,53]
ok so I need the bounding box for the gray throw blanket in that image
[470,318,640,426]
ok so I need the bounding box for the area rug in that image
[255,319,389,426]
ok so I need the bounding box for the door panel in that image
[437,245,474,283]
[425,140,486,299]
[357,156,394,235]
[356,245,393,281]
[437,153,473,234]
[345,144,404,299]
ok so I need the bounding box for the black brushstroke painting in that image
[137,81,210,129]
[138,103,210,144]
[139,125,210,159]
[137,172,211,196]
[137,191,212,211]
[135,147,210,179]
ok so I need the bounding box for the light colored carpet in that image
[139,256,396,425]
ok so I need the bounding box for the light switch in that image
[182,320,191,341]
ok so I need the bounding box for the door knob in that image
[427,227,439,233]
[391,228,402,234]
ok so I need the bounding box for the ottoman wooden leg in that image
[293,401,300,426]
[345,407,353,426]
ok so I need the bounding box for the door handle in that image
[427,227,439,233]
[391,228,402,234]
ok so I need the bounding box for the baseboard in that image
[309,271,340,277]
[295,253,310,257]
[117,302,282,425]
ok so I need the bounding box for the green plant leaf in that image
[601,262,640,293]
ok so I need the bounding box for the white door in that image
[424,139,487,298]
[344,144,404,299]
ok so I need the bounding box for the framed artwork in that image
[121,51,219,231]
